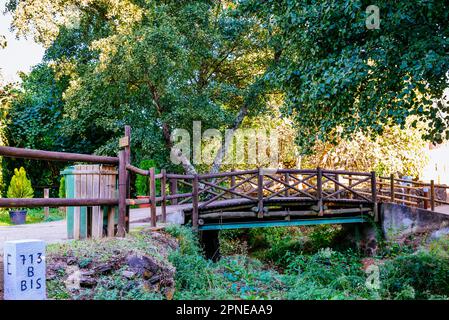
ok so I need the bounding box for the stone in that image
[164,287,175,300]
[79,276,97,288]
[94,263,114,275]
[3,240,46,300]
[429,227,449,241]
[126,254,160,276]
[122,270,136,279]
[148,274,161,284]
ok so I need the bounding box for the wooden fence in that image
[377,175,449,210]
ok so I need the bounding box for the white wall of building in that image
[422,142,449,185]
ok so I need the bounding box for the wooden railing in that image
[125,167,379,229]
[376,175,449,210]
[0,145,121,237]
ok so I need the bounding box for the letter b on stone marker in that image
[3,240,46,300]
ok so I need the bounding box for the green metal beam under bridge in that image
[198,216,368,231]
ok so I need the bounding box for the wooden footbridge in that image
[1,126,448,237]
[128,167,379,231]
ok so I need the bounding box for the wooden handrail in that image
[0,146,119,164]
[0,198,118,208]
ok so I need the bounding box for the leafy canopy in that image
[239,0,449,151]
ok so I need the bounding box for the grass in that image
[0,208,66,226]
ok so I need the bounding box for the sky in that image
[0,0,45,83]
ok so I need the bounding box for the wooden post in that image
[161,169,167,223]
[44,188,50,218]
[348,174,353,199]
[124,126,131,233]
[149,168,157,227]
[170,178,178,205]
[390,174,395,203]
[257,168,264,218]
[117,150,127,237]
[192,175,199,230]
[406,182,411,204]
[285,172,290,197]
[423,187,429,210]
[230,168,236,199]
[371,171,378,222]
[316,167,323,216]
[430,180,435,211]
[107,168,116,237]
[334,174,340,199]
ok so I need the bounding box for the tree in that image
[2,64,101,194]
[239,0,449,152]
[302,121,429,178]
[6,0,274,174]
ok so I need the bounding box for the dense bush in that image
[135,160,160,196]
[380,250,449,299]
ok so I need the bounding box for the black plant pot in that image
[9,209,27,225]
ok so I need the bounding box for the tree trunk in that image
[209,105,249,175]
[171,146,197,175]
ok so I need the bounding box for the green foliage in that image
[240,0,449,151]
[285,248,374,300]
[135,160,159,196]
[6,0,271,176]
[165,225,288,299]
[380,249,449,299]
[91,275,164,300]
[59,176,65,198]
[3,64,91,192]
[307,225,342,252]
[7,167,34,198]
[44,224,449,300]
[46,280,71,300]
[4,0,444,181]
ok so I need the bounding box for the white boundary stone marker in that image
[3,240,46,300]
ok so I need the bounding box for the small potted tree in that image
[7,167,34,224]
[135,160,160,208]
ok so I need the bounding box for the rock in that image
[164,287,175,300]
[122,270,136,279]
[429,227,449,241]
[126,254,161,276]
[148,274,161,284]
[80,278,97,288]
[94,263,114,275]
[79,275,97,288]
[67,257,77,265]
